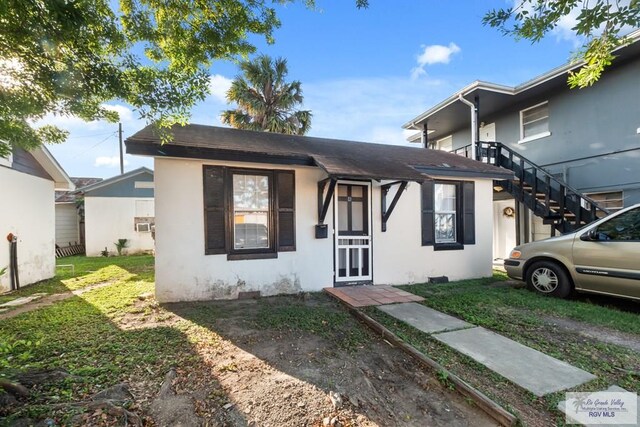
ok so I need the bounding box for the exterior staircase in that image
[451,142,610,235]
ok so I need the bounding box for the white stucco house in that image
[79,167,155,256]
[0,146,74,292]
[126,125,513,303]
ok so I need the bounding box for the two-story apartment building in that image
[403,29,640,260]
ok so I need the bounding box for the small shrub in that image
[114,239,128,256]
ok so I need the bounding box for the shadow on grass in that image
[0,261,242,426]
[165,293,495,427]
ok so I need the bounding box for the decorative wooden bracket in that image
[316,178,337,238]
[381,181,408,232]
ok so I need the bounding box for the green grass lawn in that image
[364,272,640,426]
[399,271,640,335]
[0,255,370,424]
[0,255,154,305]
[0,255,203,423]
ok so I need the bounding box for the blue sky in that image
[47,0,585,178]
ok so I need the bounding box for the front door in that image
[480,122,496,142]
[334,182,372,285]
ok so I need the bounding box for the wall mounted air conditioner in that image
[136,222,151,232]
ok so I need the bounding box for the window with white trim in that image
[434,183,457,243]
[520,102,549,141]
[232,174,270,250]
[585,191,624,212]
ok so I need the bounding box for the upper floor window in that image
[585,191,624,213]
[520,101,550,143]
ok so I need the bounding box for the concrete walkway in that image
[376,302,596,397]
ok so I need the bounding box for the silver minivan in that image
[504,203,640,300]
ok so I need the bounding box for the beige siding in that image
[55,204,80,247]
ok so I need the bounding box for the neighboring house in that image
[78,167,155,256]
[0,146,74,292]
[403,29,640,260]
[55,177,103,248]
[125,124,512,302]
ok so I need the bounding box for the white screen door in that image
[334,182,372,284]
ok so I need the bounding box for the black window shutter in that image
[462,181,475,245]
[421,181,435,246]
[203,166,226,254]
[275,170,296,251]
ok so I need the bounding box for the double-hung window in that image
[520,101,550,142]
[421,180,475,250]
[434,183,457,243]
[233,174,270,250]
[203,166,295,259]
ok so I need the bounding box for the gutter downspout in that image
[458,94,477,160]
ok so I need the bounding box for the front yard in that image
[2,258,639,426]
[0,256,495,426]
[365,273,640,426]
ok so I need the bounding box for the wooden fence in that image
[55,244,85,258]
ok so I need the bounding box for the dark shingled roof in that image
[55,177,103,203]
[125,124,513,182]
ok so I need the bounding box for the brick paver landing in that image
[324,285,424,307]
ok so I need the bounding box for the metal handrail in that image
[445,141,610,217]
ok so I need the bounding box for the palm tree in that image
[221,55,312,135]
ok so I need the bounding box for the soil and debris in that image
[2,293,498,426]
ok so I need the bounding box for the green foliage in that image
[114,239,129,256]
[0,267,6,277]
[482,0,640,88]
[1,0,368,157]
[221,55,312,135]
[255,297,369,351]
[0,338,39,371]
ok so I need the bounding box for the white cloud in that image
[208,74,233,103]
[411,43,461,79]
[94,156,129,167]
[417,43,461,66]
[102,104,134,122]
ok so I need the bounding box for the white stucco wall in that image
[84,197,155,256]
[55,203,80,247]
[493,199,517,260]
[154,157,496,302]
[372,178,494,285]
[0,167,56,291]
[154,157,334,302]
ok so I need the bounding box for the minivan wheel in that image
[526,261,572,298]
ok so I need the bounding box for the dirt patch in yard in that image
[543,315,640,353]
[156,295,498,427]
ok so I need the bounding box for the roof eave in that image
[78,166,154,194]
[31,146,74,190]
[404,29,640,131]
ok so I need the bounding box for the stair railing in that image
[447,141,610,229]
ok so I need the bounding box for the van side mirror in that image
[580,229,599,241]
